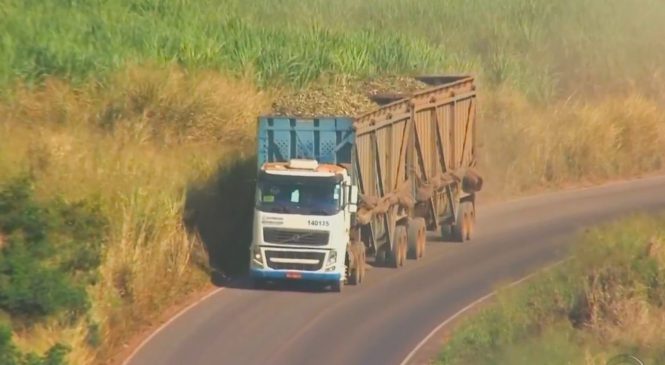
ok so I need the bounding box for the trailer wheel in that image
[359,249,366,282]
[408,218,427,259]
[451,203,469,242]
[400,226,408,266]
[466,202,476,240]
[375,247,387,266]
[440,224,452,241]
[391,226,407,268]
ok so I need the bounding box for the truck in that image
[248,75,483,291]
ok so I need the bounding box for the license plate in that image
[286,272,302,279]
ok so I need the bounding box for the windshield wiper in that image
[309,209,331,216]
[266,202,289,213]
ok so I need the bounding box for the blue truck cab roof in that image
[256,116,355,171]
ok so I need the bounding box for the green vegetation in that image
[3,0,665,101]
[0,0,664,363]
[438,214,665,365]
[0,176,107,365]
[1,325,69,365]
[0,176,105,320]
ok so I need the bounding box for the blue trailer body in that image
[256,116,356,169]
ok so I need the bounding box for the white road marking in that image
[121,287,225,365]
[399,259,569,365]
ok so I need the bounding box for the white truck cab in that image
[249,158,358,291]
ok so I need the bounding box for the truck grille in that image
[263,228,329,246]
[265,250,325,271]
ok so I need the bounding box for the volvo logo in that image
[291,234,301,241]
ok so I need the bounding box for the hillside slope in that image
[0,1,664,364]
[438,214,665,365]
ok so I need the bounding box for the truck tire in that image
[375,247,387,266]
[348,241,366,285]
[348,266,360,285]
[349,267,362,285]
[466,202,476,240]
[332,280,343,292]
[390,226,407,268]
[451,203,469,242]
[408,218,427,259]
[359,249,366,282]
[440,224,452,241]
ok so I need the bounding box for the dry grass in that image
[478,87,665,198]
[1,64,664,364]
[0,65,271,363]
[575,234,665,353]
[438,214,665,365]
[11,318,96,365]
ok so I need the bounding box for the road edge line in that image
[399,259,569,365]
[121,287,224,365]
[481,174,665,208]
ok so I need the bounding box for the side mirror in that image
[348,185,359,213]
[349,185,359,204]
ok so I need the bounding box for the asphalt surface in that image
[127,175,665,365]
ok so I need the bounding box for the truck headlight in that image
[327,250,337,265]
[252,246,263,263]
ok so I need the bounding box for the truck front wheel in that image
[348,241,366,285]
[332,280,343,292]
[349,266,361,285]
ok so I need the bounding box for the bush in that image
[0,324,69,365]
[0,237,88,318]
[0,176,106,320]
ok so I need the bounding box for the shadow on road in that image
[209,270,337,293]
[426,229,467,245]
[184,154,256,279]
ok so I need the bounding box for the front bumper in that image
[250,268,342,282]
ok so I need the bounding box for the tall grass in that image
[0,0,456,88]
[0,66,271,363]
[3,0,665,101]
[438,214,665,365]
[479,87,665,197]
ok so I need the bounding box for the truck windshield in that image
[256,176,341,216]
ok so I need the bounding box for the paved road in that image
[127,176,665,365]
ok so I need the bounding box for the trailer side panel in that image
[354,76,478,249]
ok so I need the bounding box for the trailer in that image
[249,76,482,291]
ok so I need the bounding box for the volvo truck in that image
[249,76,483,291]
